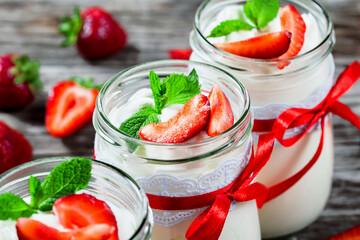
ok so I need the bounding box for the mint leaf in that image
[120,108,159,138]
[29,176,44,209]
[244,0,279,29]
[149,71,167,113]
[38,158,91,211]
[149,69,201,111]
[163,69,201,106]
[207,20,254,38]
[0,193,37,220]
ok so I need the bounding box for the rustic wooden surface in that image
[0,0,359,239]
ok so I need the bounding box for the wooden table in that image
[0,0,359,239]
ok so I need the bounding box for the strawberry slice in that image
[45,77,100,138]
[71,224,116,240]
[16,218,114,240]
[277,5,306,69]
[206,84,234,137]
[168,49,193,60]
[139,94,210,143]
[325,225,360,240]
[54,193,119,240]
[214,31,292,59]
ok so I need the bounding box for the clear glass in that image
[190,0,335,238]
[0,157,153,240]
[93,60,260,239]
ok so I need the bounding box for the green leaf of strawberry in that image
[69,76,102,91]
[9,55,42,94]
[58,7,82,47]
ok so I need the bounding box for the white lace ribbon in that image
[94,135,253,227]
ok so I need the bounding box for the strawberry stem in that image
[10,55,42,94]
[59,6,82,47]
[69,76,102,90]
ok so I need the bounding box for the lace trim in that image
[136,138,252,226]
[94,135,252,226]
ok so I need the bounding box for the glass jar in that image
[93,60,260,239]
[190,0,335,238]
[0,157,153,240]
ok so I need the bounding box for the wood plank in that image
[0,0,359,238]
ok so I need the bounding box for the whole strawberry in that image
[59,6,127,60]
[0,121,32,174]
[0,54,42,109]
[45,77,101,138]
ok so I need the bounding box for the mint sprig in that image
[120,69,201,137]
[0,193,37,220]
[37,158,92,211]
[207,0,279,38]
[244,0,279,29]
[120,108,159,138]
[207,20,254,38]
[0,157,92,220]
[163,69,201,106]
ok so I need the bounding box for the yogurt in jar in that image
[0,194,137,240]
[93,61,260,239]
[190,0,335,238]
[98,88,259,240]
[0,157,153,240]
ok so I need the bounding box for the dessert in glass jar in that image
[93,60,261,239]
[0,157,153,240]
[189,0,335,238]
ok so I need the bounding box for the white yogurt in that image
[0,194,137,240]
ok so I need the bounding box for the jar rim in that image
[193,0,334,64]
[95,60,252,153]
[0,157,151,240]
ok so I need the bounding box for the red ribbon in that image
[144,61,360,240]
[146,132,275,240]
